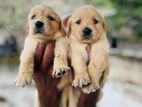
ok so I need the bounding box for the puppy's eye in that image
[47,16,54,21]
[93,19,99,24]
[31,15,36,19]
[75,19,81,24]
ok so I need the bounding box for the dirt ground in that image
[0,56,142,107]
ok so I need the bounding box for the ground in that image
[0,56,142,107]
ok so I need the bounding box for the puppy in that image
[15,5,70,87]
[67,6,109,94]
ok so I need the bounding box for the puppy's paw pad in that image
[81,84,96,94]
[15,72,33,87]
[72,74,91,88]
[52,66,70,78]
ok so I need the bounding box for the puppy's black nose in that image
[35,21,44,28]
[83,27,92,35]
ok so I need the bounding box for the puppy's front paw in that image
[15,72,33,87]
[72,74,91,88]
[52,66,70,78]
[81,84,96,94]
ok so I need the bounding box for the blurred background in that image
[0,0,142,107]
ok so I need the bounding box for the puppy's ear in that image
[55,22,66,39]
[102,19,107,31]
[98,13,107,32]
[59,23,66,37]
[67,17,71,36]
[100,15,107,31]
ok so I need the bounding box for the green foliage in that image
[109,0,142,38]
[94,0,113,7]
[133,22,142,38]
[111,0,142,8]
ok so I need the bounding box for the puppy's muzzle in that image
[34,21,44,34]
[83,27,92,40]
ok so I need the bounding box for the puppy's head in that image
[67,6,106,43]
[28,5,65,40]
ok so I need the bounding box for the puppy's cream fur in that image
[67,6,109,94]
[58,74,79,107]
[15,5,69,87]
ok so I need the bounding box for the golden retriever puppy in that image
[15,5,70,87]
[67,6,109,94]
